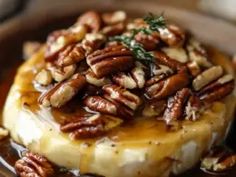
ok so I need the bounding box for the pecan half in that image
[102,23,126,36]
[103,84,141,111]
[39,74,86,107]
[60,114,122,139]
[163,88,191,126]
[135,31,159,51]
[159,24,185,47]
[198,74,234,96]
[201,146,236,174]
[84,85,141,118]
[87,45,134,78]
[152,51,184,71]
[199,78,234,104]
[145,69,190,100]
[102,11,127,25]
[192,66,223,91]
[48,64,76,82]
[35,69,52,86]
[112,62,146,89]
[45,26,87,61]
[15,152,54,177]
[56,44,85,66]
[77,11,102,33]
[127,18,148,30]
[84,96,118,115]
[85,69,111,87]
[84,96,133,118]
[82,33,106,55]
[162,47,188,63]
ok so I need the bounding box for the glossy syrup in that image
[0,57,235,177]
[0,14,236,177]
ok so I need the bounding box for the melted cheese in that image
[3,47,236,177]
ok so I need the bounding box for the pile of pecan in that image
[34,10,235,138]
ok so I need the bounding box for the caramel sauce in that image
[2,47,235,177]
[0,14,235,177]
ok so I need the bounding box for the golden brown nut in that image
[15,152,54,177]
[39,74,86,108]
[77,11,102,33]
[87,45,134,78]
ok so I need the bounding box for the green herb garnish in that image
[144,13,166,32]
[110,13,166,64]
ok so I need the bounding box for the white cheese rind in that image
[3,48,236,177]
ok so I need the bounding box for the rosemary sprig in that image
[144,13,166,32]
[111,35,154,63]
[110,13,166,64]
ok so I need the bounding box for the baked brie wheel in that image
[3,11,236,177]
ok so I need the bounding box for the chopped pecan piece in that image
[150,64,173,77]
[187,38,212,68]
[112,62,146,89]
[187,61,201,77]
[201,146,236,174]
[35,69,52,86]
[162,47,188,63]
[56,44,85,66]
[102,11,127,25]
[45,26,87,61]
[127,18,147,30]
[77,11,102,33]
[145,69,190,100]
[15,152,54,177]
[39,74,86,108]
[135,31,160,51]
[185,95,201,121]
[159,24,185,47]
[87,45,134,78]
[85,69,111,87]
[61,114,122,139]
[163,88,191,126]
[192,66,223,91]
